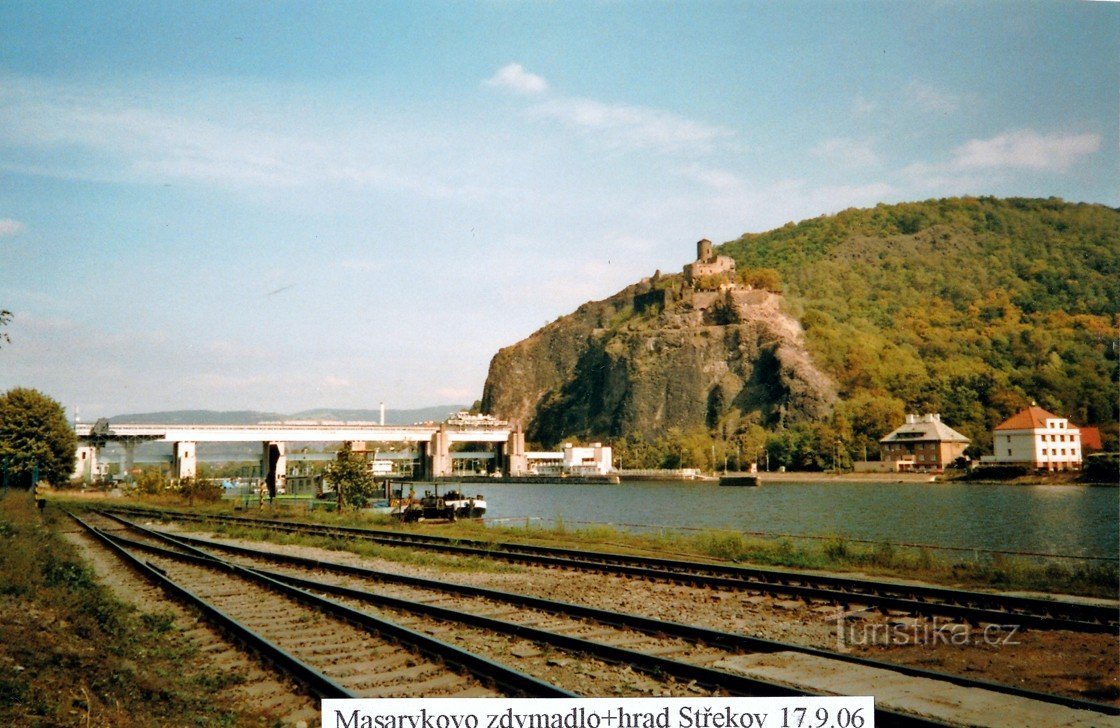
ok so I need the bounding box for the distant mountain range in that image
[104,405,468,426]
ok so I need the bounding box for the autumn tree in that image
[324,443,377,510]
[0,388,77,488]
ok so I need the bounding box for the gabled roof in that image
[1081,427,1103,451]
[880,414,969,444]
[994,405,1067,431]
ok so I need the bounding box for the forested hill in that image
[720,197,1119,453]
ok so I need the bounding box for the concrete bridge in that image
[74,416,528,493]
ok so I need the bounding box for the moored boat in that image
[393,484,486,521]
[719,474,761,486]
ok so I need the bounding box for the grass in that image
[199,522,524,573]
[61,493,1119,599]
[0,491,281,727]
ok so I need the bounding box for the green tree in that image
[178,477,222,505]
[324,444,377,510]
[738,268,782,292]
[134,468,168,495]
[0,388,77,488]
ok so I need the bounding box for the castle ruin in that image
[683,238,736,283]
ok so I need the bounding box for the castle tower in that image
[697,238,713,263]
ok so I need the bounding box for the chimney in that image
[379,402,385,426]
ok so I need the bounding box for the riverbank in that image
[743,471,938,484]
[722,470,1118,486]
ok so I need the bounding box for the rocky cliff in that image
[481,273,836,446]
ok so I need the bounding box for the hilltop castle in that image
[683,238,736,283]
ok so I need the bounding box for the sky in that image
[0,1,1116,418]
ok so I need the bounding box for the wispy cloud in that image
[484,63,736,156]
[0,219,24,236]
[950,129,1101,171]
[811,137,880,167]
[906,81,961,114]
[678,165,747,192]
[530,96,736,154]
[483,63,548,96]
[0,73,518,204]
[902,128,1102,191]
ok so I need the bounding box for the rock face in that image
[481,275,836,445]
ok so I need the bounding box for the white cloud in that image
[906,81,960,114]
[0,219,24,236]
[900,128,1103,193]
[811,138,880,167]
[950,129,1101,171]
[530,96,736,154]
[678,165,747,192]
[484,63,549,96]
[899,161,990,193]
[0,73,515,204]
[479,63,737,156]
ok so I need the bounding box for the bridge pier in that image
[123,441,137,483]
[74,445,100,483]
[504,425,527,476]
[415,441,430,480]
[430,425,452,479]
[173,441,197,479]
[262,441,287,498]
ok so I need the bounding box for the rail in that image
[98,505,1118,633]
[93,511,964,726]
[113,517,1120,718]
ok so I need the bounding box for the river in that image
[466,480,1118,560]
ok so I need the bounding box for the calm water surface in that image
[473,480,1118,559]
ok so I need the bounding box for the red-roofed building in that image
[1080,426,1103,453]
[989,405,1082,471]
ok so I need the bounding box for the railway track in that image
[100,504,1119,634]
[88,509,1119,726]
[71,512,570,700]
[77,510,952,725]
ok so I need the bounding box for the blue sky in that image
[0,1,1116,417]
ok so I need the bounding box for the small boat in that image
[439,489,487,519]
[719,474,761,486]
[394,484,486,521]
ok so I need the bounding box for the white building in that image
[562,442,614,476]
[528,443,615,476]
[370,459,394,476]
[989,405,1082,471]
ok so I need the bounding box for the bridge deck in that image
[75,423,512,444]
